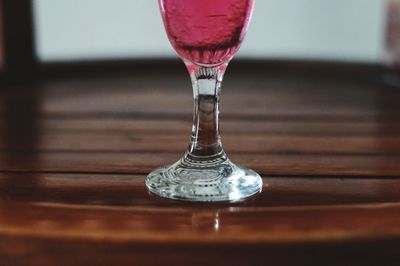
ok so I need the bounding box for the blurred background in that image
[33,0,386,63]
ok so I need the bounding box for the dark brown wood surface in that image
[0,61,400,265]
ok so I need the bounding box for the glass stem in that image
[186,65,227,161]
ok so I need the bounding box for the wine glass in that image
[384,0,400,86]
[146,0,262,202]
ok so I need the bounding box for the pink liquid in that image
[159,0,255,66]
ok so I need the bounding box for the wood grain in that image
[0,61,399,265]
[1,174,399,207]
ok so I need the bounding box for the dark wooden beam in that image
[2,0,36,77]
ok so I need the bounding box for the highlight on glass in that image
[146,0,262,202]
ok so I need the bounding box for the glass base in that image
[146,154,263,202]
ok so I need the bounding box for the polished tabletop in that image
[0,61,399,265]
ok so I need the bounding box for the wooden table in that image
[0,61,399,265]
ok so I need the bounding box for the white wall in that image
[33,0,386,62]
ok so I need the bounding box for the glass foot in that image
[146,154,263,202]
